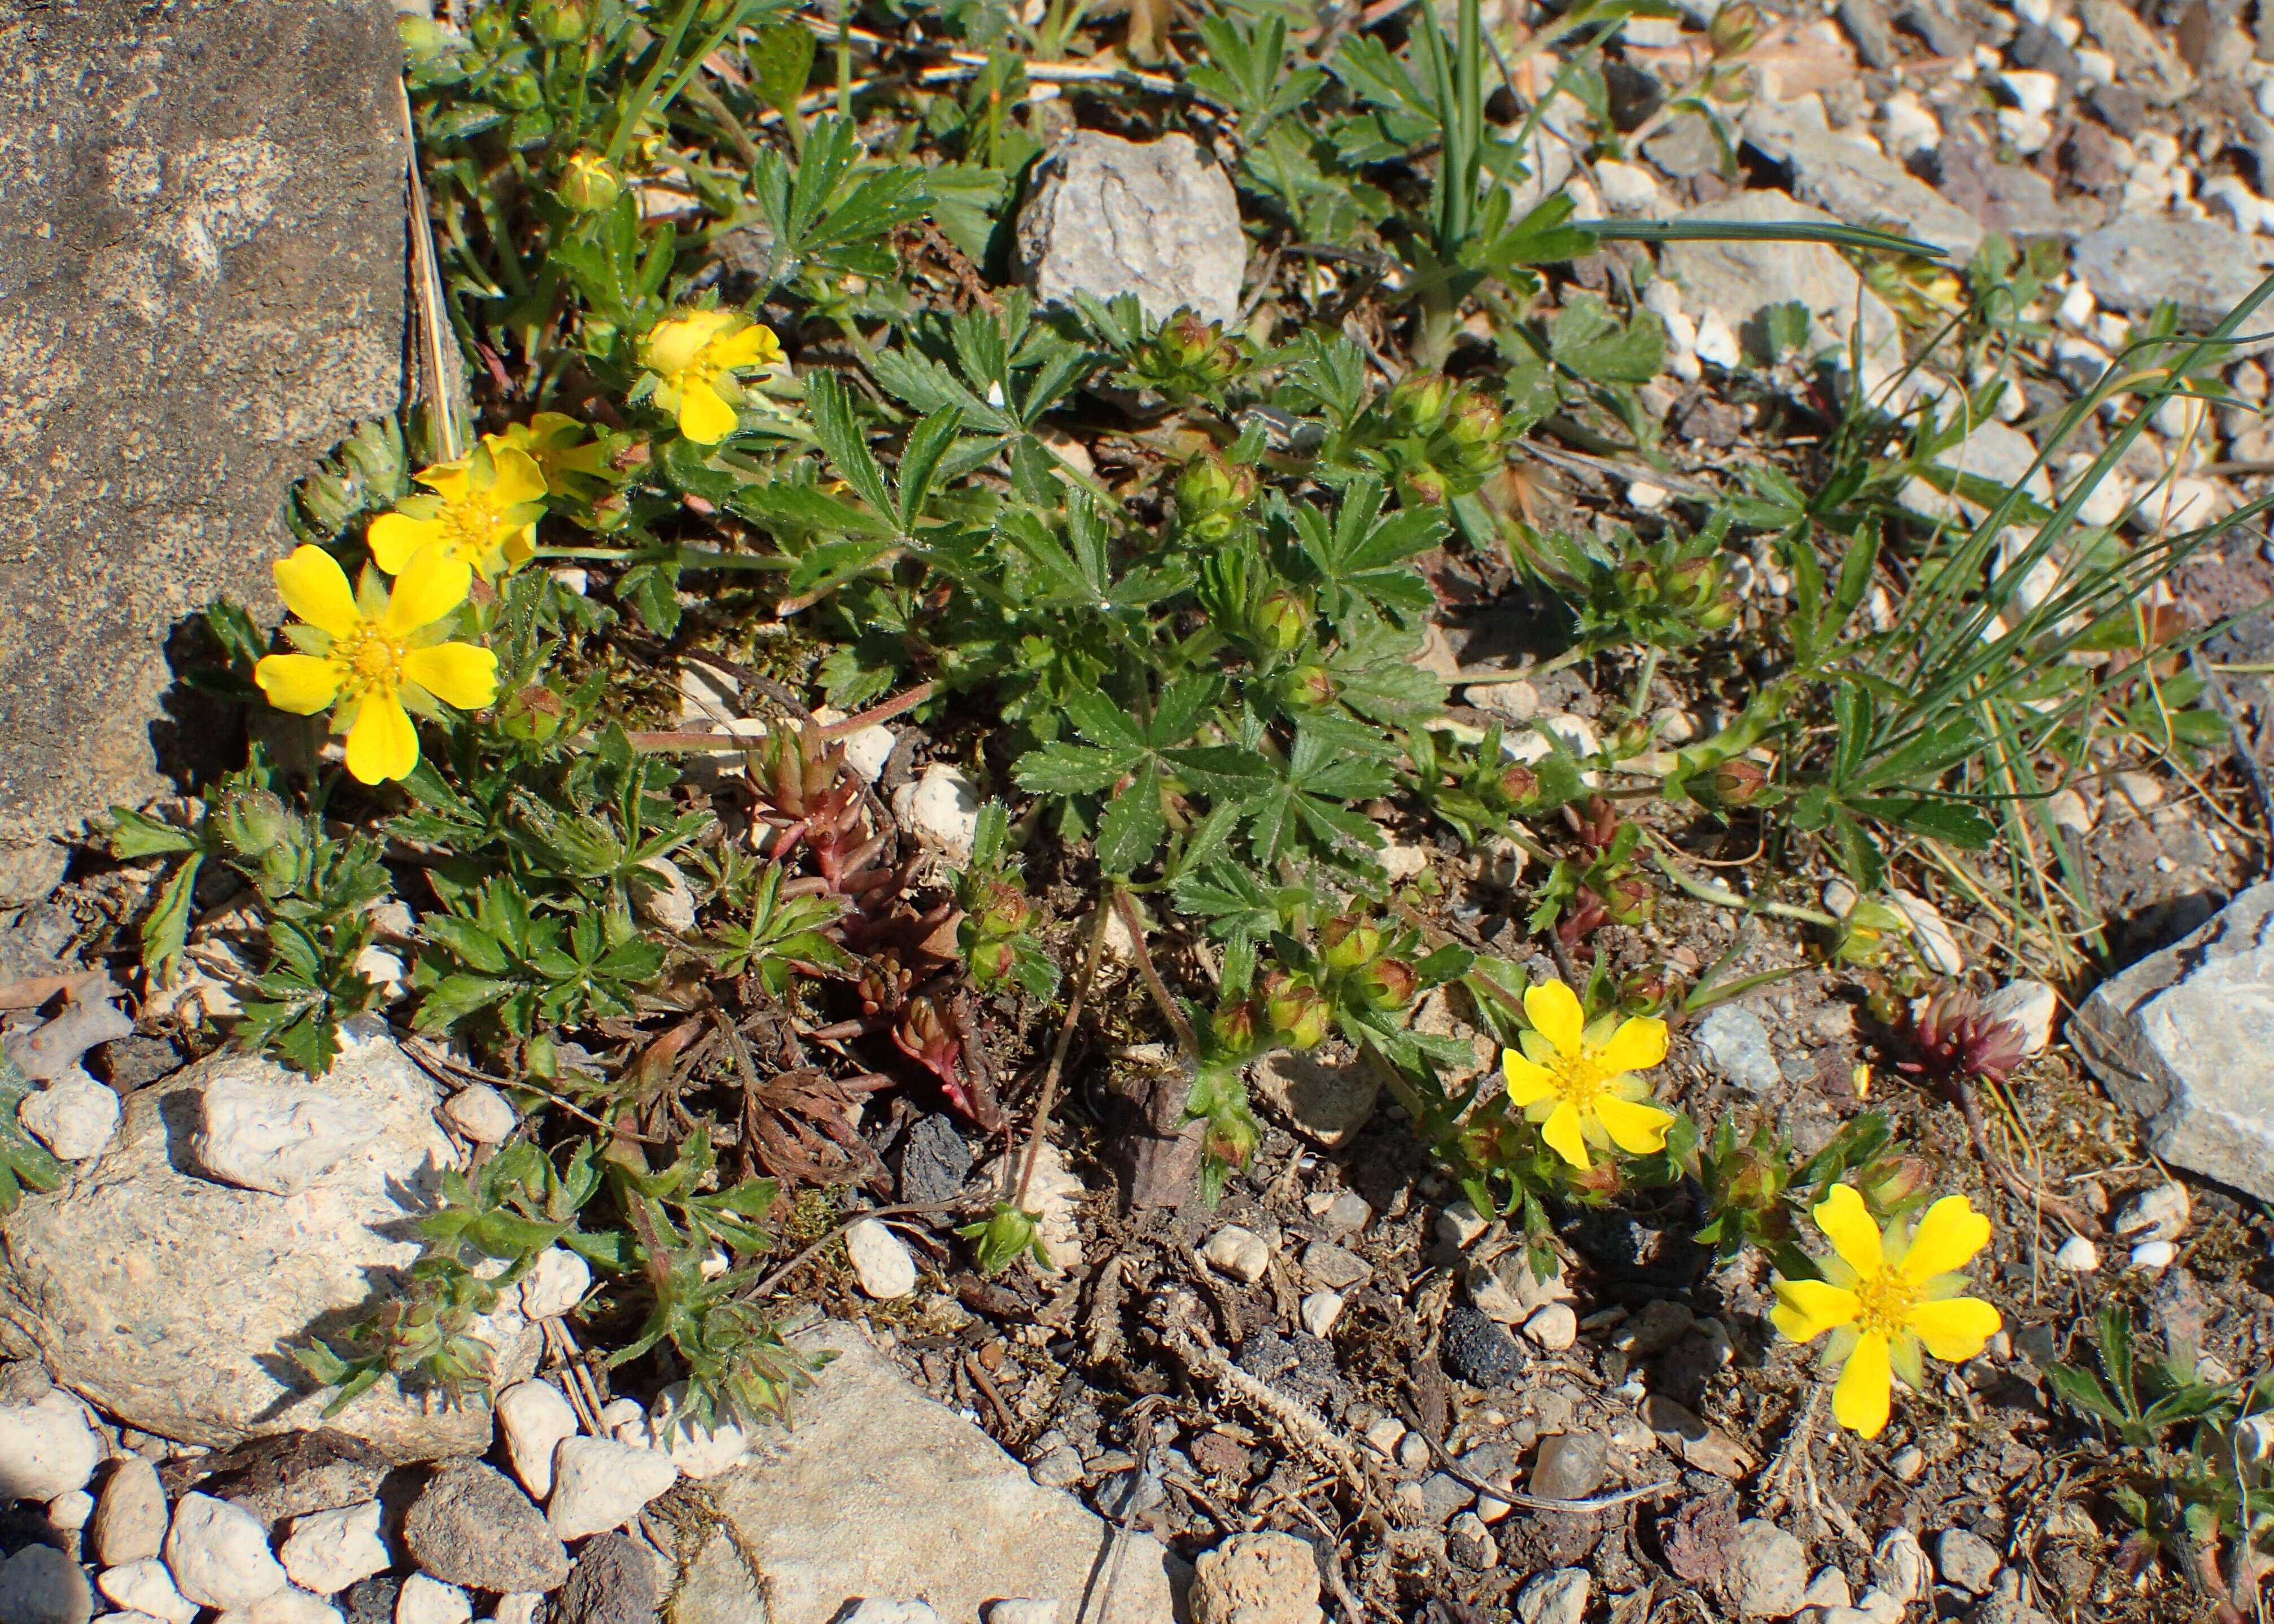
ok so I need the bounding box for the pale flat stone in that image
[278,1502,390,1596]
[546,1438,678,1542]
[165,1492,288,1612]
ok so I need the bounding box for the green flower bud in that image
[1498,763,1540,804]
[1263,974,1330,1050]
[528,0,591,41]
[1288,664,1337,708]
[968,937,1017,989]
[1387,373,1454,435]
[1175,453,1256,539]
[1445,390,1503,449]
[1320,913,1383,971]
[1212,999,1262,1052]
[1669,557,1718,606]
[556,150,623,213]
[1711,759,1772,807]
[1358,956,1418,1010]
[1253,589,1311,655]
[1709,1,1765,54]
[497,71,543,110]
[218,787,291,858]
[1720,1143,1785,1212]
[976,881,1033,940]
[1698,590,1741,631]
[1864,1154,1932,1212]
[1602,875,1654,925]
[1205,1106,1260,1171]
[469,8,510,49]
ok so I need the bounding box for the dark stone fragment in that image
[1236,1329,1349,1416]
[340,1577,401,1624]
[404,1460,570,1596]
[895,1112,973,1206]
[89,1035,184,1095]
[1895,0,1975,56]
[552,1533,661,1624]
[2085,81,2148,138]
[2008,20,2079,79]
[163,1430,389,1527]
[1836,0,1900,68]
[1440,1305,1525,1389]
[1603,61,1664,132]
[1654,1486,1741,1583]
[1417,1471,1475,1526]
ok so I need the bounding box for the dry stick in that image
[1013,900,1114,1211]
[396,79,465,460]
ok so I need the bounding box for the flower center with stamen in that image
[1549,1054,1608,1108]
[1852,1268,1919,1336]
[332,624,405,701]
[440,493,502,562]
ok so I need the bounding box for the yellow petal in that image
[368,511,446,575]
[1540,1100,1590,1170]
[677,380,740,444]
[384,548,474,633]
[1770,1278,1860,1343]
[1907,1295,2002,1363]
[1503,1049,1557,1107]
[1592,1093,1675,1155]
[1813,1184,1885,1278]
[1524,980,1585,1058]
[417,458,473,501]
[714,323,778,368]
[273,546,361,639]
[254,653,342,715]
[344,695,419,785]
[502,526,537,568]
[487,444,549,504]
[400,642,499,711]
[1591,1015,1668,1073]
[1832,1331,1895,1438]
[642,311,732,375]
[1898,1194,1992,1282]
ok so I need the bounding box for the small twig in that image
[401,1038,671,1144]
[964,1349,1018,1437]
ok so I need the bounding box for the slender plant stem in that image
[1114,889,1200,1060]
[1012,899,1113,1211]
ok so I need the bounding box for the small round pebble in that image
[1523,1302,1578,1351]
[2053,1235,2100,1273]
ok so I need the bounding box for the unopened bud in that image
[218,787,291,857]
[977,881,1032,939]
[968,938,1016,988]
[1387,373,1455,434]
[1212,1000,1262,1052]
[1602,875,1654,925]
[1175,453,1256,537]
[1205,1107,1260,1170]
[1498,764,1540,804]
[1711,759,1772,807]
[1722,1145,1785,1211]
[557,151,623,213]
[1289,664,1337,708]
[1445,391,1502,448]
[469,7,510,48]
[1320,914,1383,971]
[1254,589,1311,655]
[1709,1,1765,54]
[1865,1155,1932,1211]
[1264,974,1330,1050]
[1359,957,1418,1010]
[529,0,591,40]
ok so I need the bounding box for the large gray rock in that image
[0,0,412,899]
[1016,130,1246,325]
[1660,190,1901,369]
[2073,217,2268,336]
[674,1323,1179,1624]
[0,1025,536,1459]
[1744,102,1984,261]
[2072,884,2274,1200]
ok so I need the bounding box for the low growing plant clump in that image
[68,0,2274,1609]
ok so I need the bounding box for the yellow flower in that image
[491,414,614,497]
[639,309,782,444]
[368,440,548,579]
[1772,1185,2003,1439]
[1501,980,1675,1171]
[254,546,500,785]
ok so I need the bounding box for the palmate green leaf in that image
[1549,291,1665,385]
[1012,742,1127,795]
[806,373,894,518]
[745,20,816,126]
[1234,726,1392,864]
[1096,762,1166,874]
[1290,476,1445,627]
